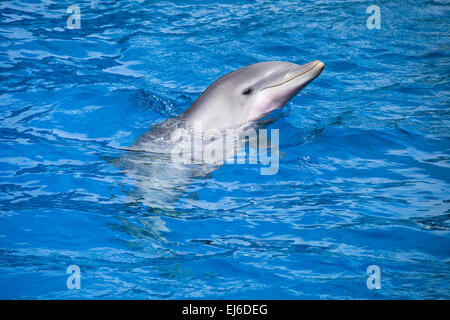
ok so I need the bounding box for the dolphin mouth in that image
[262,60,324,90]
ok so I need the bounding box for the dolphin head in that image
[182,60,324,131]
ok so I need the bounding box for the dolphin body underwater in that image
[120,60,324,209]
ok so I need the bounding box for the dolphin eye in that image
[242,87,253,95]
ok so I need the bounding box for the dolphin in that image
[180,60,324,131]
[120,60,324,209]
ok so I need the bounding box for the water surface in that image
[0,0,449,299]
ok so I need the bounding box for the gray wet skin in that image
[180,60,325,132]
[132,60,324,149]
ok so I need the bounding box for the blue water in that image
[0,0,449,299]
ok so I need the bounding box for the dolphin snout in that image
[311,60,325,74]
[264,60,324,90]
[287,60,324,78]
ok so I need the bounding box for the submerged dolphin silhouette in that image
[121,60,325,209]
